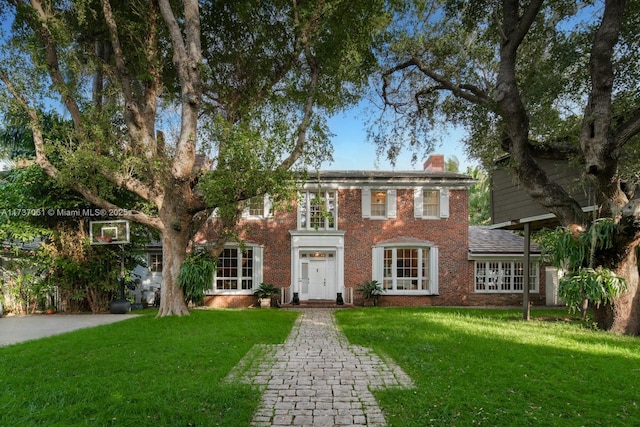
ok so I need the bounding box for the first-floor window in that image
[215,247,257,291]
[474,260,539,293]
[149,252,163,273]
[374,245,438,294]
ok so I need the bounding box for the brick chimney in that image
[423,154,445,172]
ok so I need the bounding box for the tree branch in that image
[613,106,640,147]
[383,59,492,109]
[580,0,625,169]
[278,1,321,170]
[100,0,159,161]
[157,0,202,180]
[501,0,544,54]
[1,72,163,230]
[24,0,84,129]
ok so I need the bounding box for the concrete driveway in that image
[0,314,139,347]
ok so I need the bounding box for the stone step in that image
[281,299,354,309]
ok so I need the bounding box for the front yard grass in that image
[3,307,638,426]
[335,307,640,427]
[0,309,298,426]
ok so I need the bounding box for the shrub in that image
[356,280,384,306]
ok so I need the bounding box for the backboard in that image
[89,220,130,245]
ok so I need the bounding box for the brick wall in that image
[338,188,472,307]
[196,186,540,308]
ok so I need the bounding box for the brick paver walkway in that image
[226,309,414,426]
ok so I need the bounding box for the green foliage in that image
[467,166,490,225]
[559,267,627,315]
[253,282,282,299]
[0,249,50,314]
[537,219,624,317]
[196,120,299,223]
[178,251,217,306]
[372,1,640,173]
[537,218,617,270]
[355,279,384,306]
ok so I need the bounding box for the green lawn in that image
[335,307,640,427]
[3,308,639,426]
[0,309,298,426]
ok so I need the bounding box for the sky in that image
[322,103,476,172]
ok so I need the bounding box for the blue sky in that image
[322,104,475,172]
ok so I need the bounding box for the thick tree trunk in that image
[156,189,192,317]
[594,246,640,335]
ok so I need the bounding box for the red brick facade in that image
[196,169,546,308]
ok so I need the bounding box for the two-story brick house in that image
[193,155,486,308]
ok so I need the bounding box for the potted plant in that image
[253,283,281,308]
[356,280,384,306]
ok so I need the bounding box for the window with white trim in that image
[423,190,439,217]
[371,191,387,217]
[474,260,539,293]
[242,195,272,219]
[298,190,337,230]
[361,188,397,219]
[414,188,449,219]
[212,246,263,292]
[373,245,439,294]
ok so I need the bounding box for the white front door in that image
[300,252,336,300]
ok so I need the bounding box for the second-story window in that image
[299,190,337,230]
[361,188,397,219]
[422,190,440,217]
[247,196,264,217]
[371,191,387,217]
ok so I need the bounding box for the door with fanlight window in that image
[299,251,336,300]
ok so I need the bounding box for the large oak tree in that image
[376,0,640,333]
[0,0,387,316]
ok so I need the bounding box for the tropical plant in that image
[355,279,384,306]
[177,251,217,306]
[559,267,627,319]
[537,218,625,320]
[253,283,282,300]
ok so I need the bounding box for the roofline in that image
[489,205,598,230]
[300,170,475,188]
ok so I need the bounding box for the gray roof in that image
[303,170,475,187]
[468,226,540,255]
[1,237,42,252]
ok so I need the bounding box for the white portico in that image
[289,231,345,301]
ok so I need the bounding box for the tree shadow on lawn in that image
[0,309,298,426]
[336,307,640,427]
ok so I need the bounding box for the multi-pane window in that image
[299,190,337,230]
[474,260,539,293]
[149,253,163,273]
[246,196,264,217]
[423,190,440,217]
[382,247,431,292]
[215,247,254,291]
[370,191,387,217]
